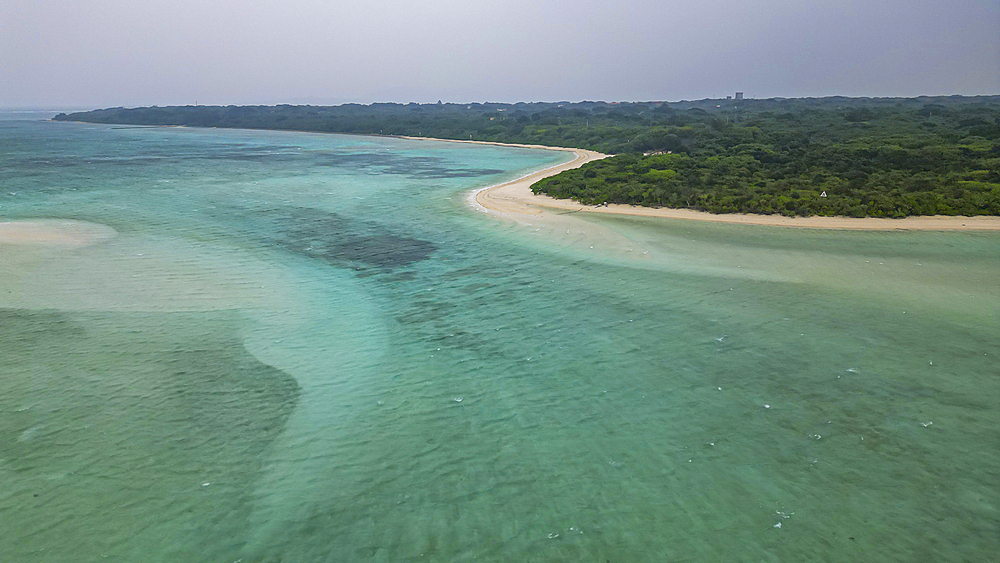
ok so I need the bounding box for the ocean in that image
[1,115,998,561]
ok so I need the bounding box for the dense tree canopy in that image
[56,96,1000,217]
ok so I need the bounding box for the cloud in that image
[1,0,997,107]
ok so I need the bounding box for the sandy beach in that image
[449,141,1000,231]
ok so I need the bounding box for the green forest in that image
[55,96,1000,218]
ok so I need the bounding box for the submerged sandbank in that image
[0,219,117,246]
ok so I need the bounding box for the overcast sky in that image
[1,0,997,108]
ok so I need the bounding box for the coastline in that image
[52,121,1000,231]
[454,142,1000,230]
[397,135,1000,231]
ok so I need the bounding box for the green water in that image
[1,117,998,561]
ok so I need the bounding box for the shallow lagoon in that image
[1,119,997,561]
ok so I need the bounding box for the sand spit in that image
[0,220,118,246]
[410,138,1000,231]
[553,204,1000,230]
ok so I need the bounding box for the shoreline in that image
[465,147,1000,231]
[396,134,1000,231]
[52,121,1000,231]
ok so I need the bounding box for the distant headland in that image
[55,95,1000,221]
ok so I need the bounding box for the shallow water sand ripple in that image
[0,118,997,561]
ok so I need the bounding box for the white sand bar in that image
[0,219,117,246]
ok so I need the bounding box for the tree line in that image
[55,96,1000,218]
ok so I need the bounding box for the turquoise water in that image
[1,117,998,561]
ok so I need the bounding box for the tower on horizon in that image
[735,92,744,100]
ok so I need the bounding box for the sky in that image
[1,0,998,108]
